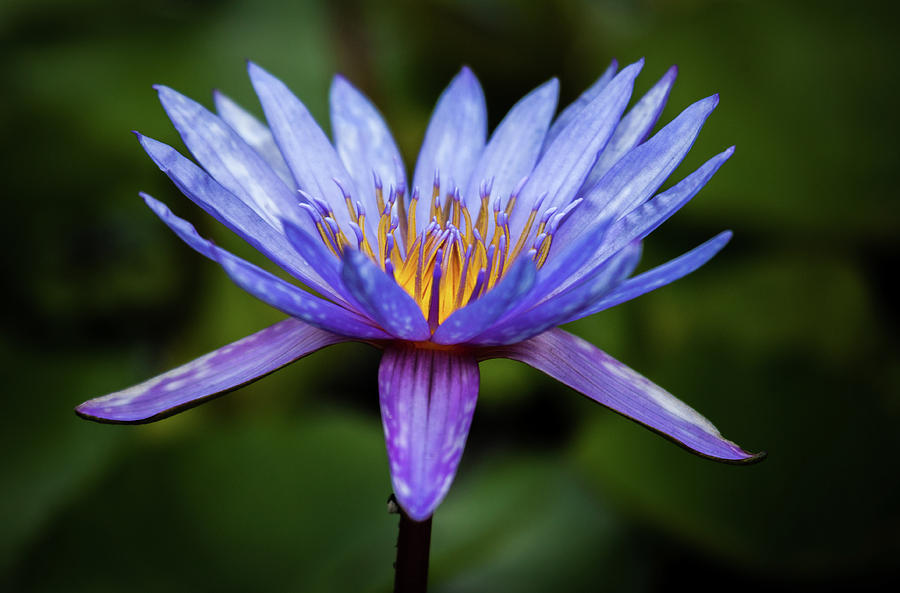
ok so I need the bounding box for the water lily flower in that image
[77,60,762,521]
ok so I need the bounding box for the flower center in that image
[301,174,568,325]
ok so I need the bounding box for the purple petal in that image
[137,134,344,302]
[586,65,678,186]
[76,319,345,423]
[543,59,618,151]
[143,194,390,339]
[601,146,734,257]
[379,345,480,520]
[155,85,304,232]
[247,62,364,234]
[486,328,762,462]
[463,78,559,212]
[469,241,642,346]
[551,146,735,296]
[341,250,431,341]
[329,75,407,217]
[431,257,537,345]
[554,94,719,251]
[509,60,642,236]
[411,67,487,229]
[213,90,294,185]
[574,231,732,321]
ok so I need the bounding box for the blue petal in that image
[470,241,642,346]
[543,59,618,151]
[462,78,559,212]
[330,75,407,220]
[586,65,678,186]
[411,67,487,230]
[487,328,762,462]
[601,146,735,257]
[137,133,346,302]
[155,85,304,232]
[554,94,719,251]
[574,231,733,321]
[213,90,294,185]
[143,193,390,339]
[509,60,643,238]
[341,250,431,340]
[379,345,480,520]
[77,319,346,423]
[431,257,537,345]
[549,146,735,296]
[499,218,613,317]
[247,62,366,236]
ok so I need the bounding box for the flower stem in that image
[389,494,432,593]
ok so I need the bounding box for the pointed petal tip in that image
[246,60,270,81]
[541,76,561,98]
[330,73,351,92]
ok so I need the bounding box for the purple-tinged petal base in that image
[379,345,480,521]
[484,329,763,463]
[76,319,346,423]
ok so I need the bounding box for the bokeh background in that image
[2,0,898,591]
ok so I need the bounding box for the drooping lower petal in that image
[486,329,762,462]
[76,319,346,423]
[379,346,480,520]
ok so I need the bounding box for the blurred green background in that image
[2,0,898,591]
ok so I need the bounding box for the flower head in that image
[77,60,762,521]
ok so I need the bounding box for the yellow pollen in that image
[307,180,555,329]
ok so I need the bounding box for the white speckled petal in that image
[411,67,487,230]
[379,346,480,521]
[76,319,346,423]
[213,90,294,186]
[487,329,762,462]
[330,75,407,218]
[247,62,364,234]
[155,85,303,232]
